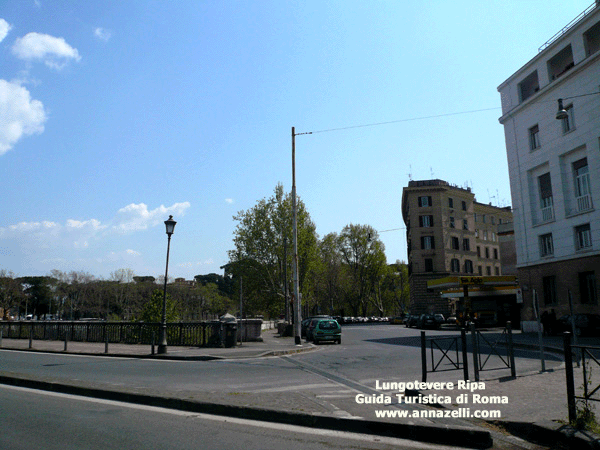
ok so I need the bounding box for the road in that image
[0,324,563,449]
[0,384,467,450]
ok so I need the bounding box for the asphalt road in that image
[0,324,564,441]
[0,384,467,450]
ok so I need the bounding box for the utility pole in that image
[292,127,301,345]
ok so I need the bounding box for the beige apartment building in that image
[402,180,515,322]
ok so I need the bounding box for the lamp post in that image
[157,215,176,354]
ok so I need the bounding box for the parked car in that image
[389,316,404,325]
[417,314,440,330]
[554,314,600,336]
[405,314,419,328]
[312,318,342,344]
[301,315,331,338]
[434,314,445,326]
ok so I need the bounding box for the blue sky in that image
[0,0,593,280]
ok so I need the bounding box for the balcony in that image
[541,205,555,222]
[577,194,593,212]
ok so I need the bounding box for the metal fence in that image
[564,332,600,423]
[421,322,516,382]
[0,321,223,347]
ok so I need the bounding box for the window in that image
[539,172,554,222]
[579,272,598,304]
[476,246,481,257]
[449,217,455,228]
[486,266,492,276]
[424,259,434,272]
[463,219,468,230]
[560,104,575,134]
[462,238,470,251]
[482,215,486,224]
[462,201,467,211]
[451,258,460,273]
[495,267,500,276]
[518,70,540,102]
[543,276,557,306]
[483,230,488,241]
[540,233,554,257]
[421,236,435,250]
[574,158,592,212]
[493,248,498,259]
[420,215,434,227]
[584,21,600,57]
[485,247,490,259]
[529,124,540,150]
[464,260,474,274]
[478,266,483,275]
[418,196,432,207]
[451,236,460,250]
[548,45,574,81]
[575,224,592,250]
[448,198,454,208]
[492,232,496,242]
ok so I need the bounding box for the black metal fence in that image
[421,322,516,382]
[0,321,224,347]
[564,332,600,423]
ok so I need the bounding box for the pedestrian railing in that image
[470,322,516,381]
[0,320,223,347]
[564,332,600,423]
[421,322,516,382]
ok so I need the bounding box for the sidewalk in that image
[1,329,600,449]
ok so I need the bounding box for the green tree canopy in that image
[227,183,319,318]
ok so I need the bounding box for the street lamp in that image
[556,98,569,120]
[157,215,176,354]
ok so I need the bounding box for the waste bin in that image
[224,322,238,348]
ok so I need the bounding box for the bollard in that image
[470,322,480,382]
[64,330,68,351]
[564,332,577,424]
[421,331,427,382]
[29,324,33,349]
[507,321,516,378]
[461,328,469,381]
[151,330,155,355]
[0,327,3,348]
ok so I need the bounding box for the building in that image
[401,180,514,320]
[497,3,600,324]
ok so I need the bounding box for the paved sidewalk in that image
[2,328,600,449]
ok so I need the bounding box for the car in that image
[405,314,419,328]
[434,314,445,326]
[301,315,331,338]
[555,314,600,336]
[312,318,342,344]
[389,316,404,325]
[417,314,440,330]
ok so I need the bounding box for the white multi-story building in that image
[498,2,600,321]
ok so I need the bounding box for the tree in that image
[0,270,22,319]
[338,224,387,316]
[228,183,319,318]
[140,289,178,323]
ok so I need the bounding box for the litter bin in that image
[224,322,238,348]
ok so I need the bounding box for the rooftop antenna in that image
[408,165,412,181]
[430,167,434,178]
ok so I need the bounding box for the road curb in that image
[0,374,493,449]
[493,420,600,450]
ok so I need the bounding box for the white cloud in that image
[126,249,141,256]
[0,19,11,43]
[94,27,111,42]
[225,198,234,204]
[12,32,81,69]
[113,202,191,233]
[0,79,47,155]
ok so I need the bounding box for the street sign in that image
[459,276,483,285]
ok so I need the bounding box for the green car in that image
[312,319,342,345]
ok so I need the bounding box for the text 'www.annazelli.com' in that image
[374,408,502,419]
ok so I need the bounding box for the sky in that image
[0,0,594,281]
